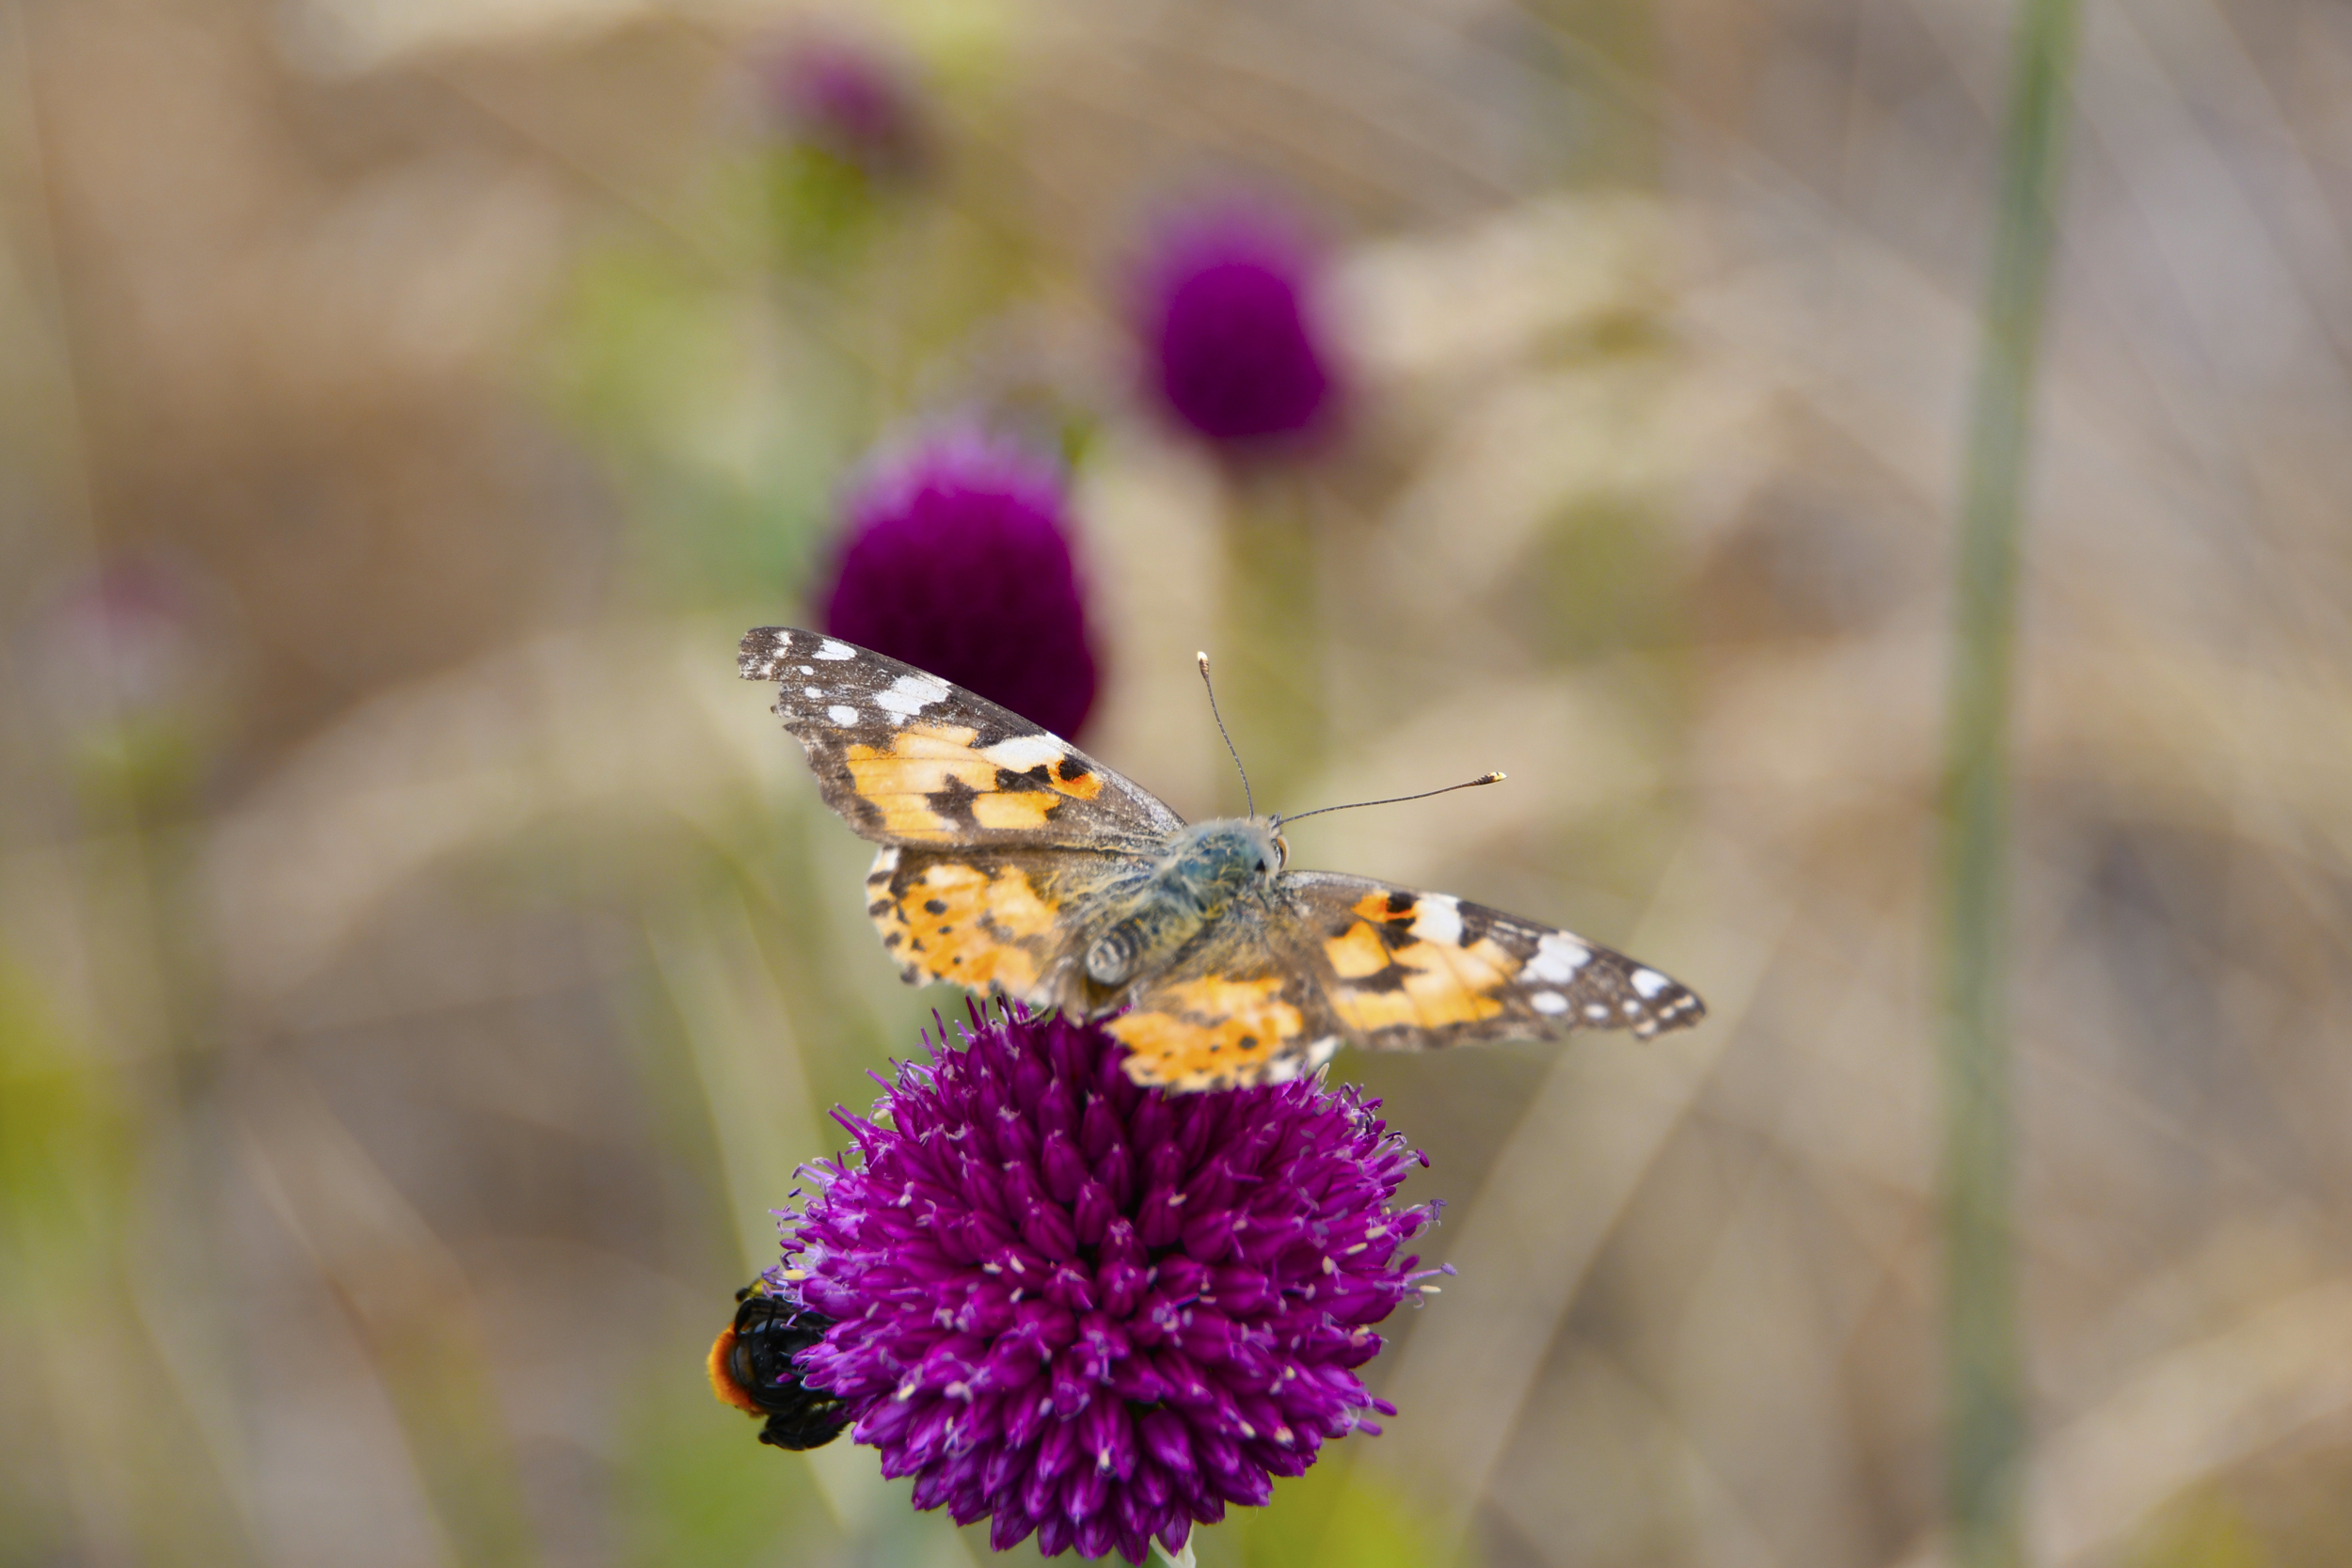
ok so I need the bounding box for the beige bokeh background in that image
[6,1,2352,1565]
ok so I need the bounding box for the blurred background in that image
[7,0,2352,1565]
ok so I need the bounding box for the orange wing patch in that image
[845,724,1106,841]
[1330,944,1512,1033]
[1327,895,1521,1035]
[870,855,1061,996]
[1110,975,1307,1090]
[971,792,1062,832]
[1323,921,1391,979]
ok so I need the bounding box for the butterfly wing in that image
[740,627,1184,851]
[1103,898,1348,1092]
[1280,869,1704,1049]
[862,844,1151,1009]
[1110,869,1706,1090]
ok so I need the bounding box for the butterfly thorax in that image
[1080,817,1285,991]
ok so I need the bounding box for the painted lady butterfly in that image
[742,627,1704,1090]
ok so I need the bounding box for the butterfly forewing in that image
[1281,871,1705,1050]
[739,627,1182,851]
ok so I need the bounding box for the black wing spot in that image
[928,774,981,828]
[867,899,891,917]
[1384,891,1416,919]
[883,931,904,948]
[1055,758,1090,784]
[924,898,948,915]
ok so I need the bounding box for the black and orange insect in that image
[707,1286,850,1451]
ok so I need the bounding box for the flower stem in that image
[1937,0,2081,1561]
[1216,467,1326,815]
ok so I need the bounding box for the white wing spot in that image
[1411,895,1463,946]
[803,686,824,698]
[798,665,816,675]
[1523,933,1593,983]
[815,640,857,660]
[1620,999,1643,1017]
[1305,1037,1340,1069]
[1630,968,1671,999]
[1585,1003,1611,1021]
[1530,990,1569,1015]
[828,705,859,725]
[980,734,1069,771]
[874,672,952,720]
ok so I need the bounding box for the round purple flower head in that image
[769,1005,1442,1563]
[762,29,927,177]
[820,428,1098,739]
[1135,201,1342,448]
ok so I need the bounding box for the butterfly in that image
[740,626,1705,1091]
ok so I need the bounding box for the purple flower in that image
[767,1005,1442,1563]
[819,427,1098,739]
[1134,201,1342,448]
[760,29,927,178]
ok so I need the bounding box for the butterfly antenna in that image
[1196,652,1254,818]
[1274,772,1506,830]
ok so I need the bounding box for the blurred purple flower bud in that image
[761,29,927,178]
[1135,201,1342,449]
[39,563,194,711]
[819,427,1098,739]
[768,1004,1442,1563]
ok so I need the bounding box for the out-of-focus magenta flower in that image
[761,28,927,179]
[1134,201,1342,449]
[30,560,221,794]
[768,1005,1443,1563]
[819,427,1098,739]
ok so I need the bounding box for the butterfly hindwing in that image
[739,628,1183,851]
[862,844,1148,1006]
[1103,898,1345,1091]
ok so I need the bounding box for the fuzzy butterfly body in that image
[741,626,1705,1090]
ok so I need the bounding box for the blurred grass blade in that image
[1938,0,2084,1561]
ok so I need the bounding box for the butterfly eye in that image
[1271,835,1289,870]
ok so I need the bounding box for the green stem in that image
[1938,0,2081,1562]
[1216,466,1326,816]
